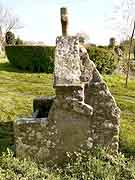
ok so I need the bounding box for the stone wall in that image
[15,118,49,162]
[79,44,120,153]
[15,36,120,164]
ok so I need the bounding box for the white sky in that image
[1,0,132,45]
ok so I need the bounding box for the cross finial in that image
[60,7,68,36]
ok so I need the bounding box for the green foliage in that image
[57,148,135,180]
[79,36,85,43]
[5,31,15,45]
[0,150,60,180]
[5,45,118,74]
[129,61,135,71]
[0,58,135,157]
[0,58,54,152]
[119,44,128,53]
[0,63,54,122]
[87,47,117,74]
[97,45,108,49]
[120,39,135,54]
[104,75,135,156]
[5,45,55,73]
[0,122,14,153]
[134,48,135,60]
[108,37,116,49]
[0,148,135,180]
[0,60,135,179]
[15,37,23,45]
[76,32,90,44]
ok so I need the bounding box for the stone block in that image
[54,36,81,86]
[15,118,49,162]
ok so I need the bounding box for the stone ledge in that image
[15,118,48,125]
[54,84,83,87]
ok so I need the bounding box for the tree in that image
[108,37,116,49]
[76,32,90,44]
[120,38,135,54]
[5,31,15,45]
[0,4,21,52]
[15,37,23,45]
[111,0,135,87]
[125,21,135,87]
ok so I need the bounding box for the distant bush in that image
[15,37,23,45]
[5,45,117,74]
[97,45,108,49]
[5,46,55,73]
[5,31,15,45]
[108,37,116,49]
[87,47,118,74]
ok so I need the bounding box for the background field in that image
[0,57,135,156]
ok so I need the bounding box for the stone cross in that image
[61,7,68,36]
[54,8,81,86]
[15,7,120,164]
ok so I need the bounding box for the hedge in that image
[87,47,118,74]
[5,45,55,73]
[5,45,117,74]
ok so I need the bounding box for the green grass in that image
[0,57,135,156]
[0,58,54,122]
[0,57,54,151]
[103,75,135,156]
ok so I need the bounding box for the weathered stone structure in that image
[15,8,120,164]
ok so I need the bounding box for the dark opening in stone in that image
[33,96,55,118]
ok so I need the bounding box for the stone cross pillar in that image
[54,8,81,87]
[61,7,68,36]
[54,36,81,86]
[14,7,120,165]
[48,8,94,164]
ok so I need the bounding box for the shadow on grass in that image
[0,61,40,73]
[0,62,26,73]
[0,121,14,153]
[0,62,49,74]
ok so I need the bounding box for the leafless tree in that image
[110,0,135,87]
[125,21,135,87]
[0,4,22,53]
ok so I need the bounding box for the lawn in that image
[0,57,54,152]
[0,57,135,156]
[104,75,135,155]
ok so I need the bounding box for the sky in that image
[0,0,123,45]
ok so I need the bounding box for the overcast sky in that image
[0,0,125,45]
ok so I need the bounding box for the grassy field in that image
[104,75,135,155]
[0,57,135,156]
[0,57,54,152]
